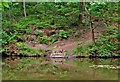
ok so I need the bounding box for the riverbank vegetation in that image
[1,2,119,57]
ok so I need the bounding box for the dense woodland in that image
[1,2,119,57]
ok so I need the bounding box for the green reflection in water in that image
[2,57,119,80]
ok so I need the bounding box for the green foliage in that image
[89,26,118,56]
[37,36,49,45]
[1,21,19,52]
[89,2,106,17]
[34,30,43,36]
[49,34,59,43]
[37,30,68,44]
[14,58,36,71]
[1,2,119,56]
[68,29,79,38]
[2,21,22,33]
[3,2,9,8]
[1,2,9,11]
[25,28,33,34]
[17,35,26,42]
[16,42,41,55]
[73,45,84,55]
[59,30,68,39]
[1,30,18,46]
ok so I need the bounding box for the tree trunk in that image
[91,27,95,44]
[78,2,85,25]
[90,15,96,44]
[22,0,26,17]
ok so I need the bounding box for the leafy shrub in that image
[1,30,17,45]
[89,26,118,56]
[25,28,33,34]
[37,36,49,45]
[37,30,68,44]
[73,45,84,55]
[17,35,26,42]
[34,30,43,36]
[16,42,39,55]
[59,30,68,39]
[89,40,116,56]
[49,34,59,43]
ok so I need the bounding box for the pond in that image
[2,57,119,80]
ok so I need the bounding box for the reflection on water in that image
[2,57,119,80]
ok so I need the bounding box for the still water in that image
[2,57,119,80]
